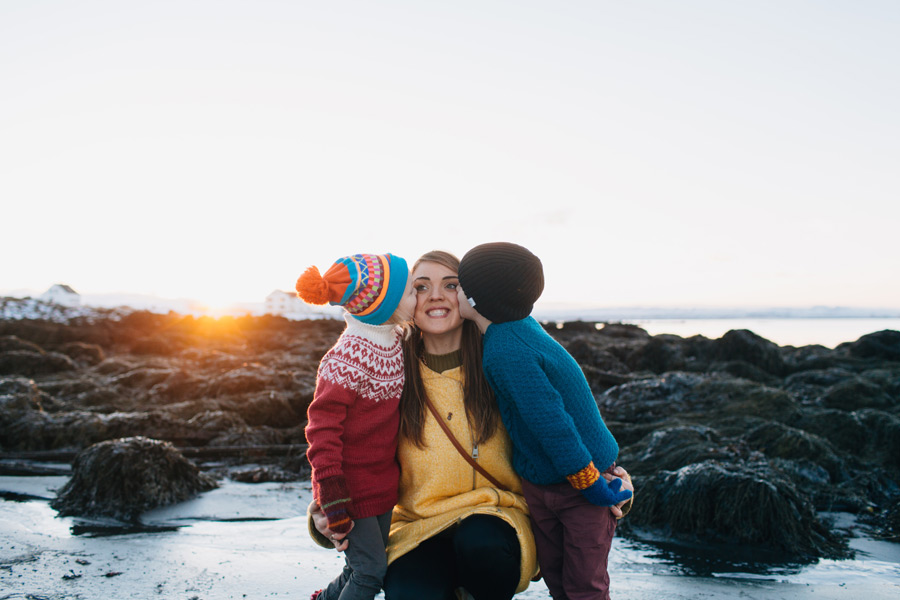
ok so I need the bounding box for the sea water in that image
[623,318,900,348]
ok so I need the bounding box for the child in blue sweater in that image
[456,242,633,600]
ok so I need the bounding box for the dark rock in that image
[0,335,46,354]
[860,498,900,541]
[553,320,599,334]
[783,368,856,405]
[228,465,298,483]
[148,369,207,403]
[210,367,272,397]
[110,367,175,390]
[599,372,709,424]
[715,329,785,376]
[619,425,748,476]
[859,368,900,406]
[742,422,844,480]
[842,330,900,362]
[782,344,842,373]
[0,350,77,377]
[37,377,106,403]
[630,459,849,559]
[0,376,45,410]
[58,342,106,365]
[792,408,869,458]
[186,410,248,433]
[596,322,651,340]
[227,392,302,428]
[130,335,186,356]
[821,377,893,411]
[50,436,217,521]
[709,360,780,385]
[564,338,630,374]
[599,372,801,427]
[769,458,831,489]
[209,425,301,448]
[854,409,900,469]
[1,408,214,451]
[288,380,316,417]
[627,336,686,374]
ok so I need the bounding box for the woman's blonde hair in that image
[400,250,499,447]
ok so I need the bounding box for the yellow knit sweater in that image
[386,362,539,593]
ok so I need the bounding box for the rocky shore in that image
[1,302,898,562]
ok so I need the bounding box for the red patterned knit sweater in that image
[305,314,404,520]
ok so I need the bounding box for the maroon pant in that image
[521,478,617,600]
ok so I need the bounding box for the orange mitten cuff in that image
[566,462,601,490]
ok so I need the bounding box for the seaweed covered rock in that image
[631,459,849,559]
[51,436,217,521]
[58,341,106,366]
[0,349,77,376]
[599,371,801,427]
[820,377,894,411]
[841,329,900,361]
[619,425,749,475]
[714,329,786,376]
[861,499,900,542]
[742,422,845,480]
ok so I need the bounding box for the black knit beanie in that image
[457,242,544,324]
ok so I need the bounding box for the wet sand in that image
[2,474,898,599]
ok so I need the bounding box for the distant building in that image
[40,284,81,307]
[265,290,309,316]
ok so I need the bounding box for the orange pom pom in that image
[296,266,330,305]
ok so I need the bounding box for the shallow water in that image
[1,474,898,599]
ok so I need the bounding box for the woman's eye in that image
[445,282,458,290]
[414,284,430,293]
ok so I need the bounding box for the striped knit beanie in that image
[457,242,544,324]
[296,253,409,325]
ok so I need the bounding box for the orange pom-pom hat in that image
[295,253,409,325]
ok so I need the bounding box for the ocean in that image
[618,318,900,349]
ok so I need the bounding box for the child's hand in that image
[310,500,353,551]
[580,476,633,507]
[603,466,634,518]
[567,461,633,507]
[315,475,355,534]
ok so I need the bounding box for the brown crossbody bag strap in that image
[423,395,507,491]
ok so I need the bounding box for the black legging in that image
[383,514,521,600]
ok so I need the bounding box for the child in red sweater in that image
[296,252,416,600]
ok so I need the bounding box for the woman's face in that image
[412,260,465,339]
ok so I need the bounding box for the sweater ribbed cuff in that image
[316,475,354,533]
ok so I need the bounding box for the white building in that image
[40,284,81,307]
[265,290,344,319]
[265,290,309,316]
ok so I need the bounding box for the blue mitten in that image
[567,462,633,507]
[580,475,633,506]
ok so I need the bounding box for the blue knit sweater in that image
[482,317,619,486]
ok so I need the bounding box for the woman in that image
[310,250,632,599]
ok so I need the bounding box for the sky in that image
[2,0,898,310]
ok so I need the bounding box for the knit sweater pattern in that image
[305,314,403,520]
[482,316,619,486]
